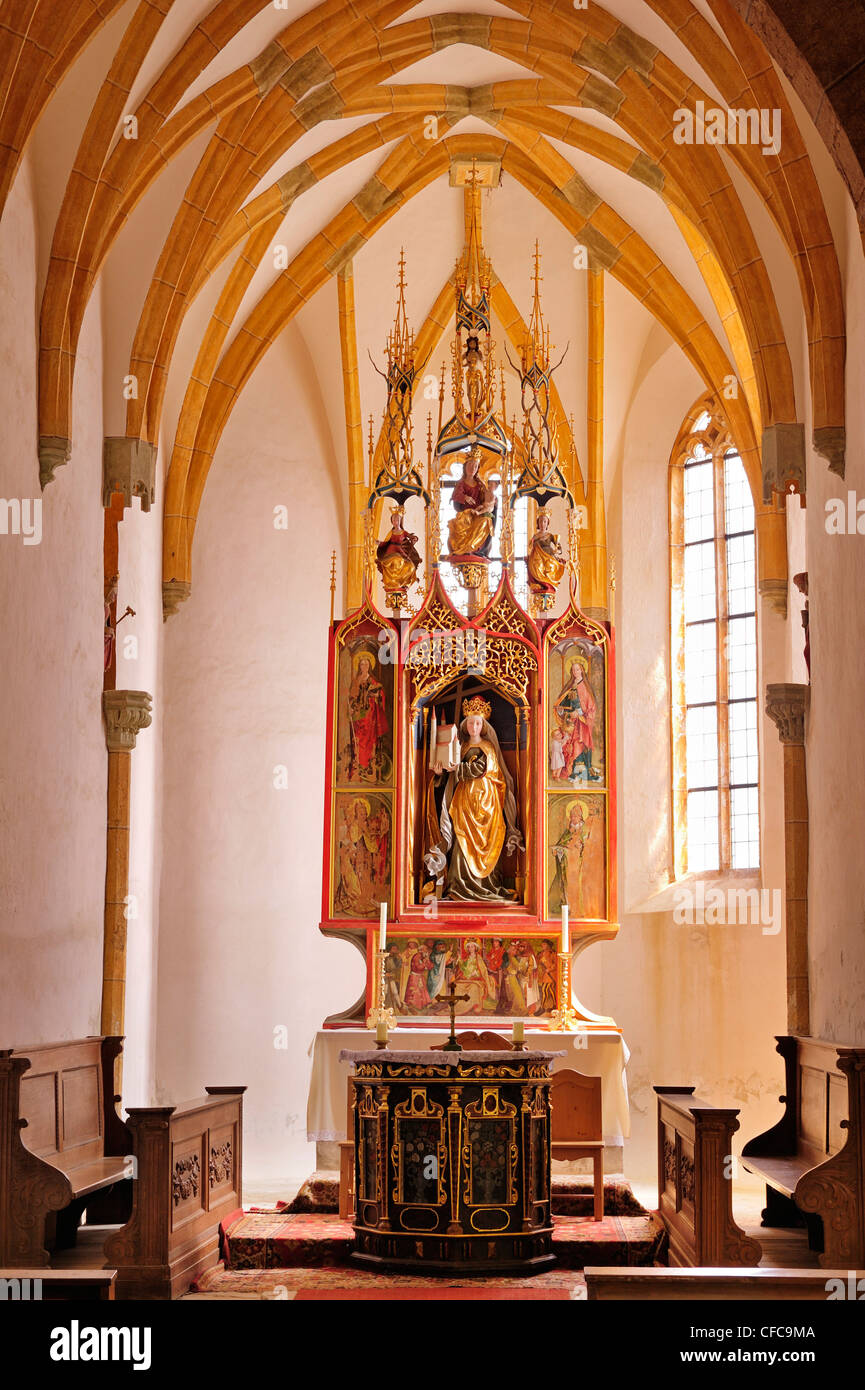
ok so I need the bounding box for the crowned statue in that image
[526,507,566,599]
[376,504,421,609]
[447,446,497,561]
[424,695,524,903]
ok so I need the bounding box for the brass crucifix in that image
[437,979,469,1051]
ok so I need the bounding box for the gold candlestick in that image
[549,951,580,1031]
[366,949,397,1032]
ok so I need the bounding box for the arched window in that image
[670,399,759,875]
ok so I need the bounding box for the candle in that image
[561,904,569,954]
[376,1019,388,1044]
[379,902,387,952]
[512,1019,525,1043]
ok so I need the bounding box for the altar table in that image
[342,1048,561,1271]
[308,1028,630,1150]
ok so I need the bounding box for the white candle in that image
[512,1019,525,1043]
[561,904,569,953]
[379,902,387,952]
[376,1019,388,1044]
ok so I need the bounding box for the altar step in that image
[214,1208,666,1273]
[288,1171,647,1219]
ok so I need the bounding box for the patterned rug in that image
[288,1172,648,1217]
[192,1263,587,1299]
[215,1209,665,1272]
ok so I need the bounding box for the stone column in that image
[101,691,153,1078]
[765,683,810,1034]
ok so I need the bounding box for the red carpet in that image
[189,1201,665,1298]
[193,1261,586,1299]
[188,1176,665,1298]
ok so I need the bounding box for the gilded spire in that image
[435,173,507,461]
[386,247,414,375]
[367,250,428,505]
[523,241,552,373]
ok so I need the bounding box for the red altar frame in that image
[318,570,618,1027]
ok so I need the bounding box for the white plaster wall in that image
[601,345,789,1186]
[0,154,107,1044]
[116,481,164,1107]
[804,192,865,1043]
[157,323,360,1187]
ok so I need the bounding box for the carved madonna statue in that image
[424,695,524,903]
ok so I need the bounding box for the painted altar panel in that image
[334,633,394,787]
[544,609,611,924]
[546,635,606,788]
[545,791,607,920]
[380,932,560,1021]
[332,790,392,919]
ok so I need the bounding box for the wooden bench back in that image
[12,1038,113,1168]
[654,1086,762,1267]
[105,1086,245,1298]
[797,1037,847,1162]
[550,1068,602,1143]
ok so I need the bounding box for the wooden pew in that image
[0,1037,131,1266]
[742,1035,865,1267]
[104,1086,245,1299]
[655,1086,761,1267]
[585,1267,865,1300]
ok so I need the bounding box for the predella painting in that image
[382,934,559,1020]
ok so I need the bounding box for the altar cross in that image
[436,979,469,1051]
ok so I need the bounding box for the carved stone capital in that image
[765,682,809,745]
[39,436,71,489]
[759,576,788,618]
[102,437,156,512]
[103,690,153,752]
[762,423,806,504]
[813,426,846,479]
[162,579,191,620]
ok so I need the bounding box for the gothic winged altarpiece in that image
[319,172,618,1035]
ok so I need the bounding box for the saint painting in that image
[333,793,390,917]
[423,695,523,903]
[452,938,496,1013]
[547,794,605,920]
[337,642,392,785]
[548,639,605,786]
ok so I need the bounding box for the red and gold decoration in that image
[320,180,618,1043]
[346,1047,557,1272]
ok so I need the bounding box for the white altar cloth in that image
[307,1028,630,1145]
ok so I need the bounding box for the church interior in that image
[1,0,864,1324]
